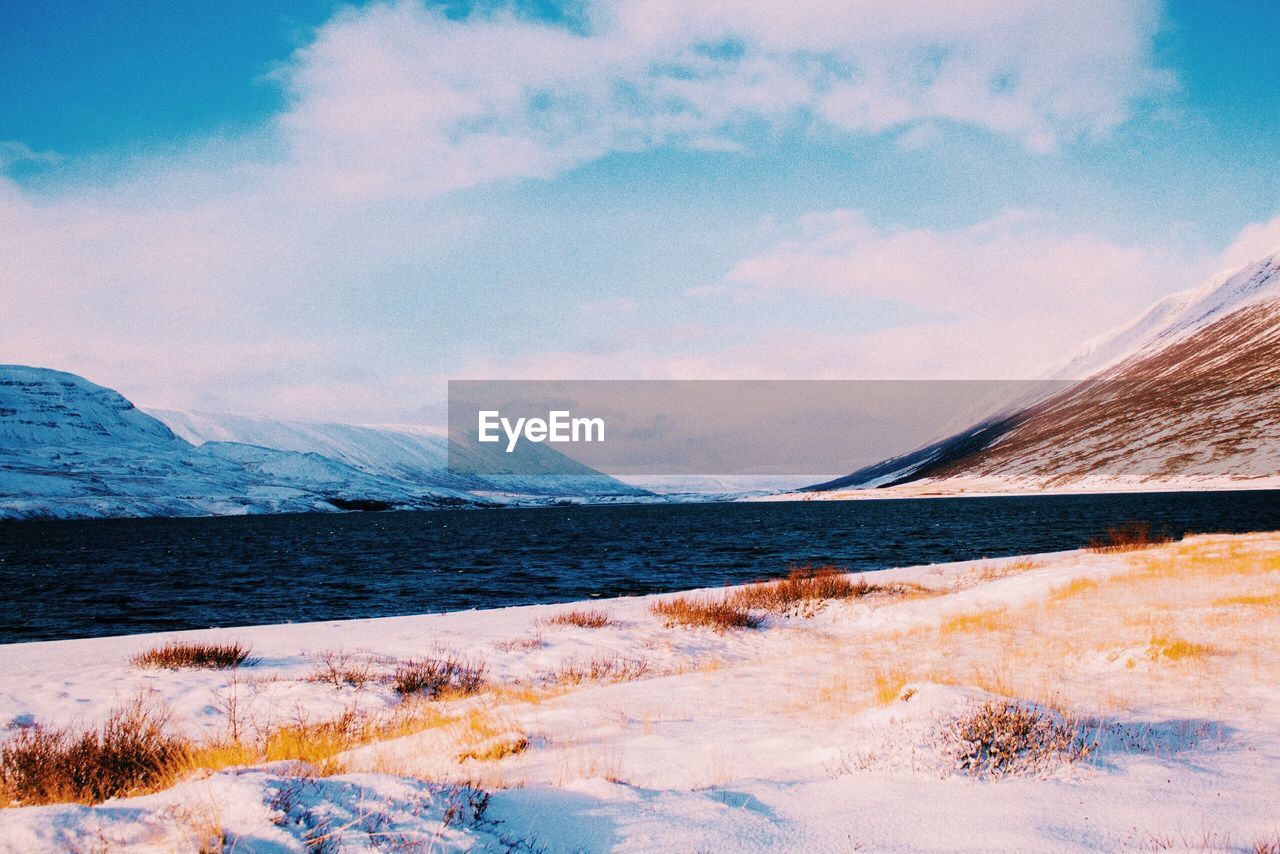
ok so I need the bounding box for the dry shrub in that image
[729,564,870,615]
[1088,522,1174,554]
[393,651,487,698]
[541,608,613,629]
[546,655,651,686]
[131,640,256,670]
[651,596,762,631]
[0,695,188,805]
[305,649,381,689]
[940,700,1093,779]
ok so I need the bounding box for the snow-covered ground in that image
[2,532,1279,851]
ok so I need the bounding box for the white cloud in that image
[0,0,1178,417]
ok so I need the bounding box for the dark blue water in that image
[2,490,1277,643]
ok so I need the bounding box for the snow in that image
[1050,246,1280,381]
[0,368,653,520]
[2,532,1278,850]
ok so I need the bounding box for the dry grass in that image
[1147,635,1213,662]
[185,699,457,780]
[393,652,487,699]
[540,608,613,629]
[545,655,652,686]
[0,695,188,806]
[1048,576,1100,602]
[729,564,868,614]
[939,608,1010,636]
[1087,522,1175,554]
[939,700,1093,779]
[873,670,912,705]
[131,641,256,671]
[976,556,1045,583]
[651,595,762,631]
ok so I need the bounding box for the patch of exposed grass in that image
[0,695,188,806]
[131,641,256,671]
[540,608,613,629]
[939,608,1009,636]
[1048,576,1100,602]
[1147,635,1212,662]
[651,596,762,631]
[873,670,911,705]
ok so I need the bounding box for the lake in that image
[2,489,1278,643]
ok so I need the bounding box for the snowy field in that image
[1,532,1279,851]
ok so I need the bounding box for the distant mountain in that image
[0,367,643,520]
[148,409,648,499]
[804,248,1280,495]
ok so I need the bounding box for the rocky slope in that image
[804,249,1280,494]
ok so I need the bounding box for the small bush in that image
[1087,522,1174,554]
[729,564,870,614]
[651,596,762,631]
[132,640,256,670]
[541,608,613,629]
[940,700,1093,779]
[393,652,487,698]
[0,696,188,805]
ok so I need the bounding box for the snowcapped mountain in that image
[0,367,642,520]
[147,409,648,499]
[804,248,1280,495]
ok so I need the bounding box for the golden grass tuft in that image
[1048,576,1100,602]
[131,641,256,671]
[939,608,1009,636]
[873,670,911,705]
[540,608,614,629]
[651,595,762,631]
[1147,635,1213,662]
[728,564,868,614]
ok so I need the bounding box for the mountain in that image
[0,367,484,520]
[147,409,648,499]
[803,248,1280,495]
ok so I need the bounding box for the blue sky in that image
[2,1,1278,420]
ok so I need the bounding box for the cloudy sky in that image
[2,0,1278,422]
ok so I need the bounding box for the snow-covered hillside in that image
[149,408,648,499]
[2,533,1278,849]
[0,366,653,520]
[802,247,1280,496]
[0,367,484,520]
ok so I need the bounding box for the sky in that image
[2,0,1278,422]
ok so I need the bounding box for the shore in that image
[2,532,1278,850]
